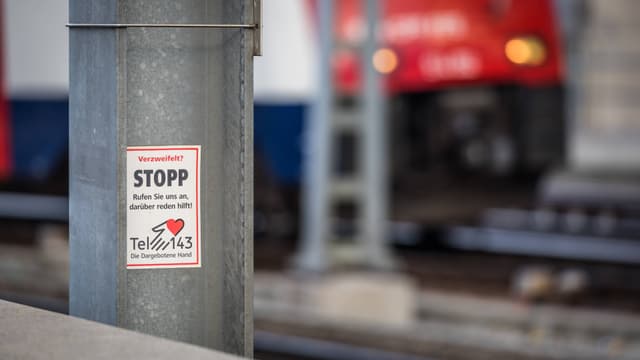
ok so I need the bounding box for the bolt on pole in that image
[69,0,255,356]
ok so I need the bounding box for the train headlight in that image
[372,48,398,74]
[505,36,547,66]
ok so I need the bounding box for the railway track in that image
[255,239,640,313]
[2,210,639,359]
[253,270,640,360]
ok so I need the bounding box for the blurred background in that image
[2,0,640,359]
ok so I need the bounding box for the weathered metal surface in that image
[69,0,120,326]
[69,0,253,356]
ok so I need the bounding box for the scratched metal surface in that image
[69,0,253,356]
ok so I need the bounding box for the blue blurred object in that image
[9,98,69,181]
[6,99,305,187]
[254,103,305,185]
[10,98,68,181]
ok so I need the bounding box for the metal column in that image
[296,0,333,271]
[296,0,393,270]
[361,0,394,268]
[69,0,255,356]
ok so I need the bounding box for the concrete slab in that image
[312,272,417,327]
[0,300,240,360]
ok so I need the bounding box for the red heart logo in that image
[166,218,184,236]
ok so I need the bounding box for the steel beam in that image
[69,0,254,356]
[296,0,333,271]
[361,0,394,268]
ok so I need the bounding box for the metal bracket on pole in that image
[253,0,262,56]
[67,0,263,56]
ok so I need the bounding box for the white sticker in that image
[126,145,201,269]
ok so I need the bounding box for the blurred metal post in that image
[295,0,333,271]
[570,0,640,171]
[69,0,255,356]
[361,0,394,268]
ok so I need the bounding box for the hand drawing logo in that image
[147,218,184,251]
[128,217,194,254]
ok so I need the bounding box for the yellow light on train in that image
[505,36,547,66]
[372,48,398,74]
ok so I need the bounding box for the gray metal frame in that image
[448,226,640,265]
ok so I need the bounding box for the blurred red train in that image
[332,0,565,178]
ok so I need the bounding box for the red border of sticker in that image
[126,146,200,268]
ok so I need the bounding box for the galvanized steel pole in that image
[296,0,333,272]
[69,0,254,356]
[361,0,394,268]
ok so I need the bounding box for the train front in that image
[334,0,565,178]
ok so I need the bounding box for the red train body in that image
[330,0,566,179]
[334,0,564,94]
